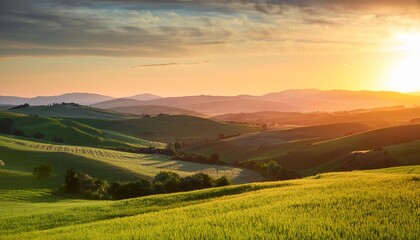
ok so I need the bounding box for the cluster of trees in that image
[49,102,80,106]
[9,103,30,110]
[236,160,301,181]
[171,152,222,164]
[0,118,25,137]
[61,170,231,200]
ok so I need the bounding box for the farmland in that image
[0,166,418,239]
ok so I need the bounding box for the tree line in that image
[61,170,231,200]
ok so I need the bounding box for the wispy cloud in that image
[132,61,209,68]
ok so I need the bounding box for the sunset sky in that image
[1,0,420,97]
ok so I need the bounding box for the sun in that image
[385,32,420,93]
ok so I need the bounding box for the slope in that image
[76,114,259,142]
[7,104,132,120]
[186,122,374,163]
[0,167,418,239]
[0,135,261,188]
[109,105,205,117]
[0,111,163,148]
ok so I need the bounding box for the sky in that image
[1,0,420,97]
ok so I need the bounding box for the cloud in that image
[132,61,209,68]
[0,0,419,58]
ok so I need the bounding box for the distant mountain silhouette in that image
[0,93,113,105]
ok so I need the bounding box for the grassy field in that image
[0,135,261,187]
[0,166,418,239]
[75,114,259,142]
[7,104,132,120]
[0,111,164,148]
[187,123,420,175]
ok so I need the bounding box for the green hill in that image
[0,166,418,239]
[7,104,132,120]
[0,112,163,148]
[187,123,420,175]
[109,105,205,117]
[0,135,261,188]
[186,122,374,163]
[76,114,259,142]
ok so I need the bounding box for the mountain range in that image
[1,89,419,116]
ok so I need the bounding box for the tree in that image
[33,163,53,181]
[13,129,25,137]
[33,132,45,139]
[181,173,214,191]
[209,153,220,163]
[153,171,181,193]
[64,169,80,193]
[0,118,13,133]
[215,176,231,187]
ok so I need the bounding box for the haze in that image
[1,0,420,97]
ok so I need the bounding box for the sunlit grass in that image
[1,167,418,239]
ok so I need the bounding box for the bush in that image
[215,176,231,187]
[33,163,53,180]
[52,136,64,143]
[64,169,80,193]
[181,173,215,191]
[153,171,181,193]
[209,153,220,163]
[0,118,13,133]
[13,129,25,137]
[108,179,153,200]
[33,132,45,139]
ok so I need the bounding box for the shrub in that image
[52,136,64,143]
[181,173,215,191]
[108,179,153,200]
[215,176,231,187]
[33,163,53,180]
[0,118,13,133]
[209,153,220,163]
[13,129,25,137]
[153,171,182,193]
[64,169,80,193]
[33,132,45,139]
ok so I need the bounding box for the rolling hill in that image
[0,166,418,239]
[75,114,259,142]
[93,95,297,116]
[0,111,163,148]
[7,104,132,120]
[186,123,420,174]
[186,122,375,163]
[109,105,205,117]
[213,106,420,128]
[127,93,162,101]
[0,135,261,186]
[0,93,114,106]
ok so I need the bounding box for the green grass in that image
[186,122,373,163]
[0,167,418,239]
[0,111,164,148]
[189,124,420,175]
[75,114,259,142]
[0,135,261,187]
[8,105,132,120]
